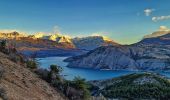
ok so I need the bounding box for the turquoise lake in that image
[37,57,170,80]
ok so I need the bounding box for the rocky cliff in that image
[72,36,118,50]
[65,44,170,71]
[65,27,170,71]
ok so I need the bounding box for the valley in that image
[1,0,170,99]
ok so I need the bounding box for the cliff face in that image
[65,44,170,71]
[0,52,67,100]
[65,32,170,71]
[72,36,118,50]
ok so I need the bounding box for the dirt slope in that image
[0,52,67,100]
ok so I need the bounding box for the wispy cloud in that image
[0,29,18,33]
[152,15,170,22]
[0,29,27,35]
[53,25,61,34]
[144,8,154,16]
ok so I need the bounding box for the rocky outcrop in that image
[65,45,170,71]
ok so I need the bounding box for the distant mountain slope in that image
[29,33,119,50]
[0,52,67,100]
[138,33,170,45]
[0,32,75,51]
[65,45,170,71]
[0,31,118,52]
[137,26,170,45]
[15,37,75,51]
[31,33,118,50]
[64,27,170,71]
[72,36,118,50]
[0,31,26,39]
[90,73,170,99]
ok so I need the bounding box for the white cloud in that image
[91,32,109,36]
[152,15,170,22]
[159,26,170,31]
[144,8,154,16]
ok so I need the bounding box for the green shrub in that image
[26,60,38,69]
[0,40,7,50]
[49,64,62,74]
[35,68,49,81]
[71,76,91,100]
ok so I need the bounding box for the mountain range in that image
[65,27,170,71]
[0,31,117,51]
[2,27,170,71]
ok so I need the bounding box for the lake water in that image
[37,57,170,80]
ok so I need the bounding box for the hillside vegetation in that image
[0,40,92,100]
[90,73,170,99]
[0,41,67,100]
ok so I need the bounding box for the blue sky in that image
[0,0,170,44]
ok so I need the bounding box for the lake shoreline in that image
[36,56,170,81]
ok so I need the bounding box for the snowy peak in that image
[32,32,45,38]
[49,34,72,43]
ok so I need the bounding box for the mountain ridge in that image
[0,31,118,52]
[65,43,170,71]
